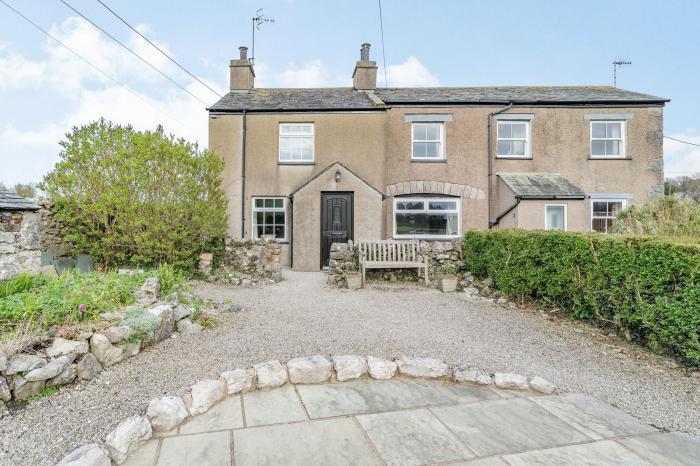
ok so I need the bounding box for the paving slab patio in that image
[123,378,700,466]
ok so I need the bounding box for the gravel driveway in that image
[1,270,698,466]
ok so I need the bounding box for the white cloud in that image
[276,60,330,87]
[383,56,439,87]
[664,130,700,178]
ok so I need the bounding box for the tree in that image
[41,119,228,270]
[13,183,37,198]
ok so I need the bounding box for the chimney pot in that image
[360,43,371,61]
[239,46,248,60]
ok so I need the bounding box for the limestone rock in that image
[122,341,141,358]
[221,368,255,395]
[396,356,449,378]
[47,338,89,358]
[105,415,152,464]
[288,355,332,384]
[4,353,46,376]
[494,372,529,390]
[453,368,492,385]
[367,356,397,380]
[172,304,192,321]
[13,376,45,399]
[189,379,226,415]
[0,351,6,372]
[0,376,10,401]
[529,376,557,394]
[146,396,189,432]
[332,355,367,382]
[47,364,77,387]
[222,303,248,313]
[102,326,135,344]
[76,353,103,380]
[56,443,111,466]
[90,334,124,367]
[138,277,160,304]
[25,355,73,381]
[175,319,203,334]
[254,360,288,388]
[147,304,174,342]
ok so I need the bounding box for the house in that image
[208,43,669,271]
[0,190,41,280]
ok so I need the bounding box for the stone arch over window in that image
[385,181,485,199]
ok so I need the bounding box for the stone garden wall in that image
[209,239,282,286]
[38,197,70,257]
[0,209,41,281]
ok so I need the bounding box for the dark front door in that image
[321,193,353,268]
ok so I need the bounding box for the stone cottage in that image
[0,190,41,280]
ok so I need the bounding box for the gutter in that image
[240,110,247,238]
[490,198,520,228]
[490,194,587,228]
[487,103,513,229]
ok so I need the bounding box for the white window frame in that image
[589,120,626,159]
[544,204,568,231]
[252,196,288,241]
[590,198,628,234]
[496,120,531,158]
[393,196,460,239]
[278,123,314,163]
[411,122,445,160]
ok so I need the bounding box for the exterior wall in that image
[514,200,588,231]
[0,209,41,280]
[494,178,518,229]
[292,164,383,271]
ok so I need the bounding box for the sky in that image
[0,0,698,186]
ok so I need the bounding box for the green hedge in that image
[462,230,700,365]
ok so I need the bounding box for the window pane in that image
[497,140,511,155]
[512,140,526,155]
[274,212,285,224]
[255,199,264,208]
[257,225,264,237]
[591,140,606,156]
[413,124,427,141]
[607,122,621,138]
[607,219,615,233]
[413,142,427,157]
[424,142,439,157]
[511,123,526,139]
[592,218,606,233]
[256,212,264,223]
[274,225,285,239]
[425,124,439,140]
[592,123,606,138]
[274,198,283,208]
[609,201,623,216]
[264,225,273,236]
[264,212,273,224]
[498,123,512,139]
[264,199,273,208]
[429,201,457,210]
[396,201,424,210]
[546,206,565,231]
[606,140,621,155]
[593,202,607,216]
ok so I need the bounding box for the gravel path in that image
[1,270,698,466]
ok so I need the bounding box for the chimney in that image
[230,46,255,90]
[352,43,377,90]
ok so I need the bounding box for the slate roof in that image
[208,86,669,112]
[0,190,40,211]
[498,173,586,200]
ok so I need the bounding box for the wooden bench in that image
[358,240,429,286]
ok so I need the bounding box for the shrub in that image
[41,119,228,271]
[616,196,700,237]
[463,230,700,365]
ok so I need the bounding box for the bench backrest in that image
[358,240,419,262]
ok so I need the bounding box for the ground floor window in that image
[252,197,287,240]
[545,204,567,231]
[393,197,460,238]
[591,199,626,233]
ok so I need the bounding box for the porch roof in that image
[498,173,586,200]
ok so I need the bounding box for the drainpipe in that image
[487,103,513,229]
[240,110,247,239]
[490,198,520,228]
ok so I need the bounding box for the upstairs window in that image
[590,121,625,158]
[279,123,314,162]
[497,121,530,158]
[412,123,444,160]
[394,197,459,238]
[591,199,626,233]
[252,197,287,240]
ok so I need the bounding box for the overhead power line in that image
[58,0,209,106]
[664,136,700,147]
[0,0,199,136]
[378,0,388,87]
[95,0,223,99]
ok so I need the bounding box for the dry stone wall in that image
[209,239,282,286]
[0,209,41,280]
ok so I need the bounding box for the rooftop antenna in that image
[251,8,275,65]
[612,59,631,87]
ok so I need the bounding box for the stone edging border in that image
[55,355,557,465]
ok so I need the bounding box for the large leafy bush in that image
[41,119,227,270]
[463,230,700,365]
[616,196,700,237]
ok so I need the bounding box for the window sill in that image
[587,157,632,161]
[496,156,532,160]
[278,161,315,165]
[411,159,447,163]
[392,236,459,241]
[253,238,289,244]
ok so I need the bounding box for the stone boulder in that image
[332,355,367,382]
[175,319,203,335]
[172,304,192,321]
[76,353,103,380]
[0,351,7,372]
[147,304,174,342]
[396,356,449,379]
[46,338,89,358]
[47,364,77,387]
[56,443,111,466]
[122,341,141,358]
[453,368,492,385]
[529,376,556,394]
[254,360,288,388]
[104,416,152,464]
[25,355,73,381]
[221,368,255,395]
[13,376,45,399]
[90,334,124,367]
[137,277,160,304]
[494,372,529,390]
[367,356,397,380]
[102,326,135,344]
[287,355,332,384]
[146,396,189,432]
[188,379,226,415]
[0,376,10,402]
[4,353,46,376]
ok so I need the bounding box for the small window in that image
[252,197,287,240]
[591,199,626,233]
[590,121,625,158]
[394,197,459,238]
[279,123,314,162]
[497,121,530,158]
[545,204,567,231]
[412,123,444,160]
